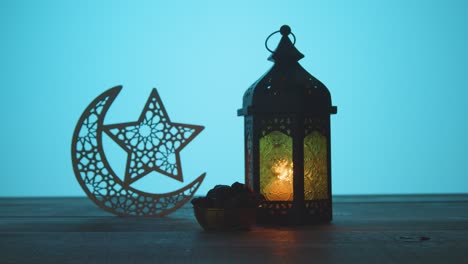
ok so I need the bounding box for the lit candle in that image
[264,160,293,201]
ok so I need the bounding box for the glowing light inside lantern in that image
[264,159,293,201]
[273,160,293,182]
[260,131,294,201]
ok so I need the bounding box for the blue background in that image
[1,0,467,197]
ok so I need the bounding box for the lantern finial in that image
[279,25,291,36]
[266,25,304,63]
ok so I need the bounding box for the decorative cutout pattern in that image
[304,117,328,136]
[71,87,205,217]
[260,116,292,137]
[245,116,254,189]
[257,200,331,222]
[103,89,203,185]
[304,200,332,220]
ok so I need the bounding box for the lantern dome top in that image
[266,25,304,63]
[238,25,337,117]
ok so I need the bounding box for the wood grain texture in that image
[1,195,467,264]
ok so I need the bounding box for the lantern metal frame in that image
[238,25,337,225]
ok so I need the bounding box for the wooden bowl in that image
[193,207,256,231]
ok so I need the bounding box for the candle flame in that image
[272,160,293,183]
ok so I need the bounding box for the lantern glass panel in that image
[260,131,293,201]
[304,131,328,200]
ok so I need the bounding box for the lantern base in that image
[256,200,332,225]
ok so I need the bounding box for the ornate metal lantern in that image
[238,25,337,224]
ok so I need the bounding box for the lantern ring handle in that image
[265,29,296,53]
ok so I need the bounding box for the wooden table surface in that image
[1,195,467,264]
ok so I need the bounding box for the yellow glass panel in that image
[304,131,328,200]
[260,131,293,201]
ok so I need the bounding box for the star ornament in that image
[103,89,203,185]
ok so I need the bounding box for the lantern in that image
[237,25,337,224]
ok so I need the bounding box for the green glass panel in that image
[304,131,328,200]
[260,131,293,201]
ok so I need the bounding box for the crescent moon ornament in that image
[71,86,205,217]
